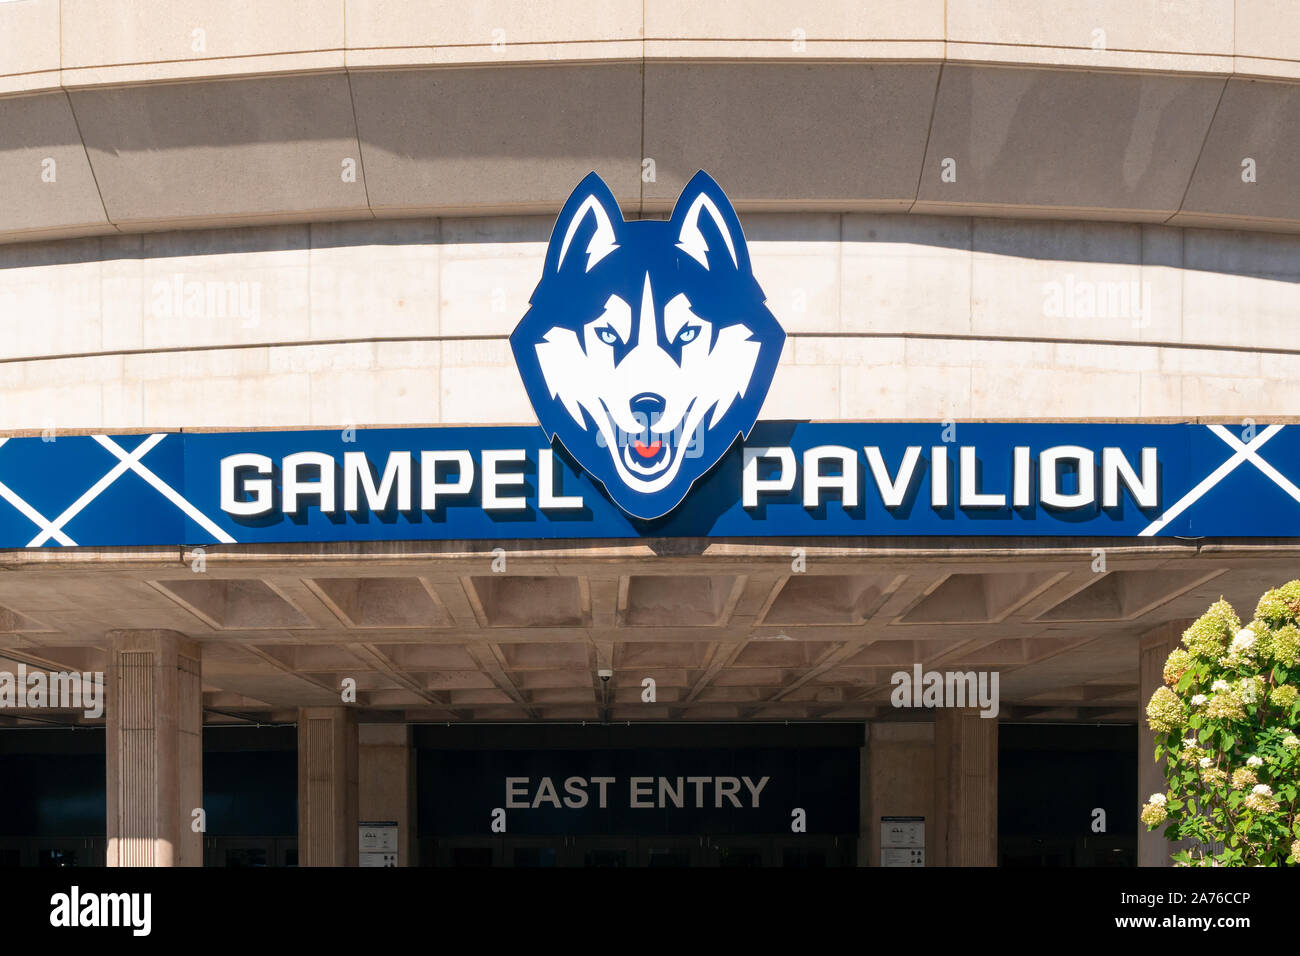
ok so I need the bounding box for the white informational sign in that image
[359,821,398,867]
[880,816,924,867]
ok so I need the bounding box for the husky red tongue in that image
[633,439,661,458]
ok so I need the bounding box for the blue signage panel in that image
[5,176,1285,547]
[0,421,1295,547]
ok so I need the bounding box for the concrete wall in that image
[3,0,1296,91]
[1,213,1298,430]
[358,724,416,866]
[4,4,1300,243]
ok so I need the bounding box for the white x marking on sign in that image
[1139,424,1290,537]
[27,434,169,546]
[25,434,236,547]
[0,438,75,545]
[1208,424,1300,502]
[91,434,236,545]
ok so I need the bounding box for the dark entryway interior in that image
[0,725,296,866]
[415,723,861,867]
[998,722,1137,866]
[0,720,1140,867]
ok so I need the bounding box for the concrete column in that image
[358,724,415,866]
[865,722,935,866]
[105,629,202,867]
[933,708,998,866]
[1138,619,1193,867]
[298,707,358,866]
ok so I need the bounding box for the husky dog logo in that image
[510,171,785,520]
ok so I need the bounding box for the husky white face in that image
[511,170,785,520]
[534,274,762,495]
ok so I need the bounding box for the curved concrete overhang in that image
[4,1,1300,243]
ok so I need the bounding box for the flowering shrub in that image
[1141,583,1300,865]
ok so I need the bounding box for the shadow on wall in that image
[6,213,1300,290]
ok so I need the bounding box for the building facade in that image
[1,0,1299,867]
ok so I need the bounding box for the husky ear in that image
[669,170,750,274]
[546,172,624,275]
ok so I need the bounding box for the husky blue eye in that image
[676,326,699,345]
[598,327,619,345]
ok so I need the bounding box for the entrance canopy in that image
[0,534,1293,725]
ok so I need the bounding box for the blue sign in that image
[0,422,1297,547]
[510,170,784,520]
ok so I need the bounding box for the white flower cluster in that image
[1229,627,1258,656]
[1239,676,1265,704]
